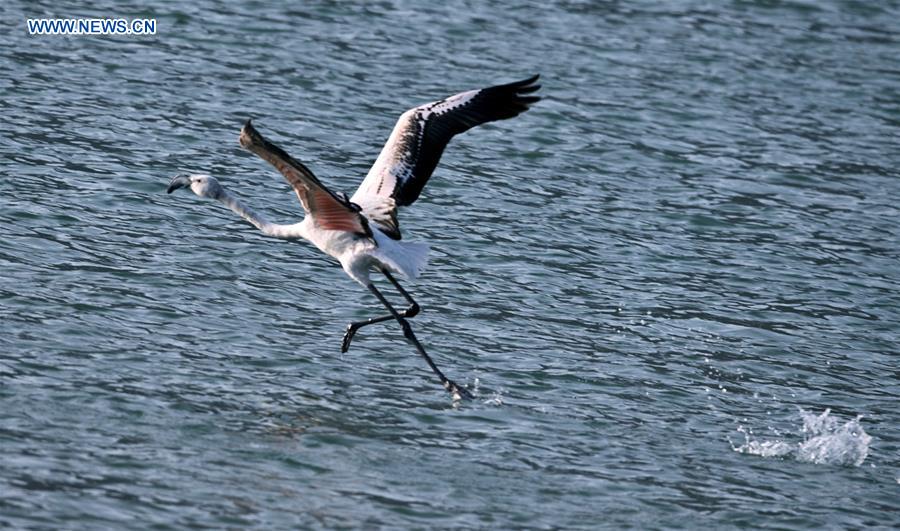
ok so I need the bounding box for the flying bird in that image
[167,75,541,399]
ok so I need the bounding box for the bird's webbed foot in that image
[341,323,360,353]
[444,379,474,401]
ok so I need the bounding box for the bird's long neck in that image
[216,187,305,239]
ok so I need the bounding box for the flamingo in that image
[167,75,540,399]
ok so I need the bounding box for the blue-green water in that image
[3,1,899,528]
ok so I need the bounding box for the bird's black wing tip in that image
[499,74,541,96]
[494,74,541,92]
[511,75,541,105]
[516,74,540,86]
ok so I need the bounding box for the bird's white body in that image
[290,218,429,286]
[211,183,428,285]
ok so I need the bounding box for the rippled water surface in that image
[3,1,900,528]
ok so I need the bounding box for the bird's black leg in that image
[340,269,420,353]
[365,282,472,400]
[381,270,419,313]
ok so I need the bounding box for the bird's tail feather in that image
[372,238,430,280]
[397,241,429,279]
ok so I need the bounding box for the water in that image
[2,0,899,528]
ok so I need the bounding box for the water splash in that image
[795,409,871,466]
[482,392,504,406]
[469,377,505,406]
[731,427,793,458]
[731,409,871,467]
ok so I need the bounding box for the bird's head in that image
[167,174,223,199]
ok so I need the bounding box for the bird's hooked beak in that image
[167,174,191,194]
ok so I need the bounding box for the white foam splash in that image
[732,430,793,458]
[470,377,506,406]
[731,409,871,467]
[482,393,504,406]
[795,409,871,466]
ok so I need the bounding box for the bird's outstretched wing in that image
[239,120,370,236]
[350,75,541,239]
